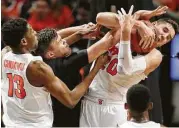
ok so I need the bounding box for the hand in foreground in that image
[81,23,104,40]
[93,52,110,70]
[117,5,136,33]
[137,21,155,49]
[100,31,114,48]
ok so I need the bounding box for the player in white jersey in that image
[119,84,165,128]
[80,6,169,127]
[1,18,108,127]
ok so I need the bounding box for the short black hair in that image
[127,84,151,113]
[1,18,28,48]
[157,18,179,34]
[36,28,57,55]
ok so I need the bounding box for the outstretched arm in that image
[117,7,136,75]
[57,23,96,39]
[96,6,168,28]
[63,24,99,45]
[134,6,168,20]
[26,55,108,108]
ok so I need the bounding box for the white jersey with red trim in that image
[1,51,53,127]
[87,44,147,102]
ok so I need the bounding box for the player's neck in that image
[130,111,149,123]
[12,47,31,54]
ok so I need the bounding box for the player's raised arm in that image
[96,12,120,29]
[117,6,137,75]
[134,6,168,20]
[26,55,108,108]
[57,22,96,39]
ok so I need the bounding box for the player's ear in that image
[21,38,28,46]
[152,21,157,26]
[148,102,153,110]
[45,51,55,59]
[124,103,129,110]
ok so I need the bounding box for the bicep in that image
[27,60,73,107]
[27,60,56,87]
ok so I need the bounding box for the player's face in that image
[49,34,72,58]
[24,24,38,51]
[154,21,175,47]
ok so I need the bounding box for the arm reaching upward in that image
[117,6,136,75]
[57,22,96,39]
[134,6,168,20]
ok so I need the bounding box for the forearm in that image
[134,10,152,20]
[96,12,120,28]
[70,67,99,106]
[117,29,133,75]
[57,25,83,39]
[64,32,82,45]
[87,40,107,63]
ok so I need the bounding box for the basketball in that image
[131,31,155,54]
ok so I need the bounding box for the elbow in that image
[96,13,103,24]
[154,50,163,68]
[147,49,163,70]
[117,64,132,75]
[67,104,75,109]
[66,100,76,109]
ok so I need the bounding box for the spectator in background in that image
[154,0,179,11]
[2,0,24,20]
[71,0,91,52]
[27,0,74,31]
[153,0,179,23]
[27,0,56,31]
[20,0,36,19]
[51,0,74,28]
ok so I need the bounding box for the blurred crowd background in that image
[1,0,179,127]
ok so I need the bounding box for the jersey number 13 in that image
[7,73,26,99]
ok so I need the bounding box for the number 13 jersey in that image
[1,51,53,127]
[87,44,147,102]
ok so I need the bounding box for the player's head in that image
[153,18,179,47]
[36,28,71,59]
[125,84,153,120]
[2,18,38,52]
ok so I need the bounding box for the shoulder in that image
[147,121,161,127]
[28,60,51,73]
[119,122,129,128]
[26,60,54,87]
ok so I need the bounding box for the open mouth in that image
[153,26,161,42]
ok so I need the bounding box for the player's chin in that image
[65,48,72,57]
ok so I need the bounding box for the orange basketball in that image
[131,31,155,54]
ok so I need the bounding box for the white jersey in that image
[119,121,160,128]
[1,51,53,127]
[87,44,147,101]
